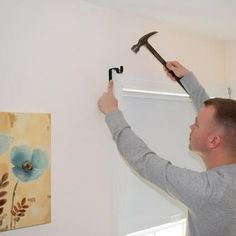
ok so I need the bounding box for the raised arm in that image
[166,61,209,112]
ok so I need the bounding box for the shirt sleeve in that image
[106,110,213,211]
[180,72,210,112]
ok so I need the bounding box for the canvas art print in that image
[0,112,51,232]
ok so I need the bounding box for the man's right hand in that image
[165,61,190,81]
[98,80,118,115]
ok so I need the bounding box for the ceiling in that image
[82,0,236,40]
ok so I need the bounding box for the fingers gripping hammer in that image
[131,31,188,94]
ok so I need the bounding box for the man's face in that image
[189,105,217,154]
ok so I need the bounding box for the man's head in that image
[189,98,236,158]
[204,98,236,155]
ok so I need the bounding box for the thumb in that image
[107,80,114,94]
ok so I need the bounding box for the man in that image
[98,61,236,236]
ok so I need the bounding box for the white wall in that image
[0,0,228,235]
[225,40,236,99]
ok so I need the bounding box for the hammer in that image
[131,31,188,94]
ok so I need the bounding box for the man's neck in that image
[203,151,236,169]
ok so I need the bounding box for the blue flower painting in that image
[11,145,48,182]
[0,112,51,232]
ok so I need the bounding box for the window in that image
[126,219,186,236]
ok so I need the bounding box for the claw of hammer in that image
[131,31,158,53]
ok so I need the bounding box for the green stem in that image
[10,181,19,230]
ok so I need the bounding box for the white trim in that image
[122,88,189,97]
[114,74,229,101]
[122,88,190,101]
[126,218,186,236]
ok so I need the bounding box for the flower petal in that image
[10,145,31,167]
[12,167,43,182]
[31,149,48,169]
[0,134,12,155]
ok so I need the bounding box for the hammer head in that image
[131,31,158,53]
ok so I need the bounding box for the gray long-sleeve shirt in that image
[105,73,236,236]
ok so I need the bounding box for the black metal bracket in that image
[109,66,124,81]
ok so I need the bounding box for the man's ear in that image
[208,135,221,149]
